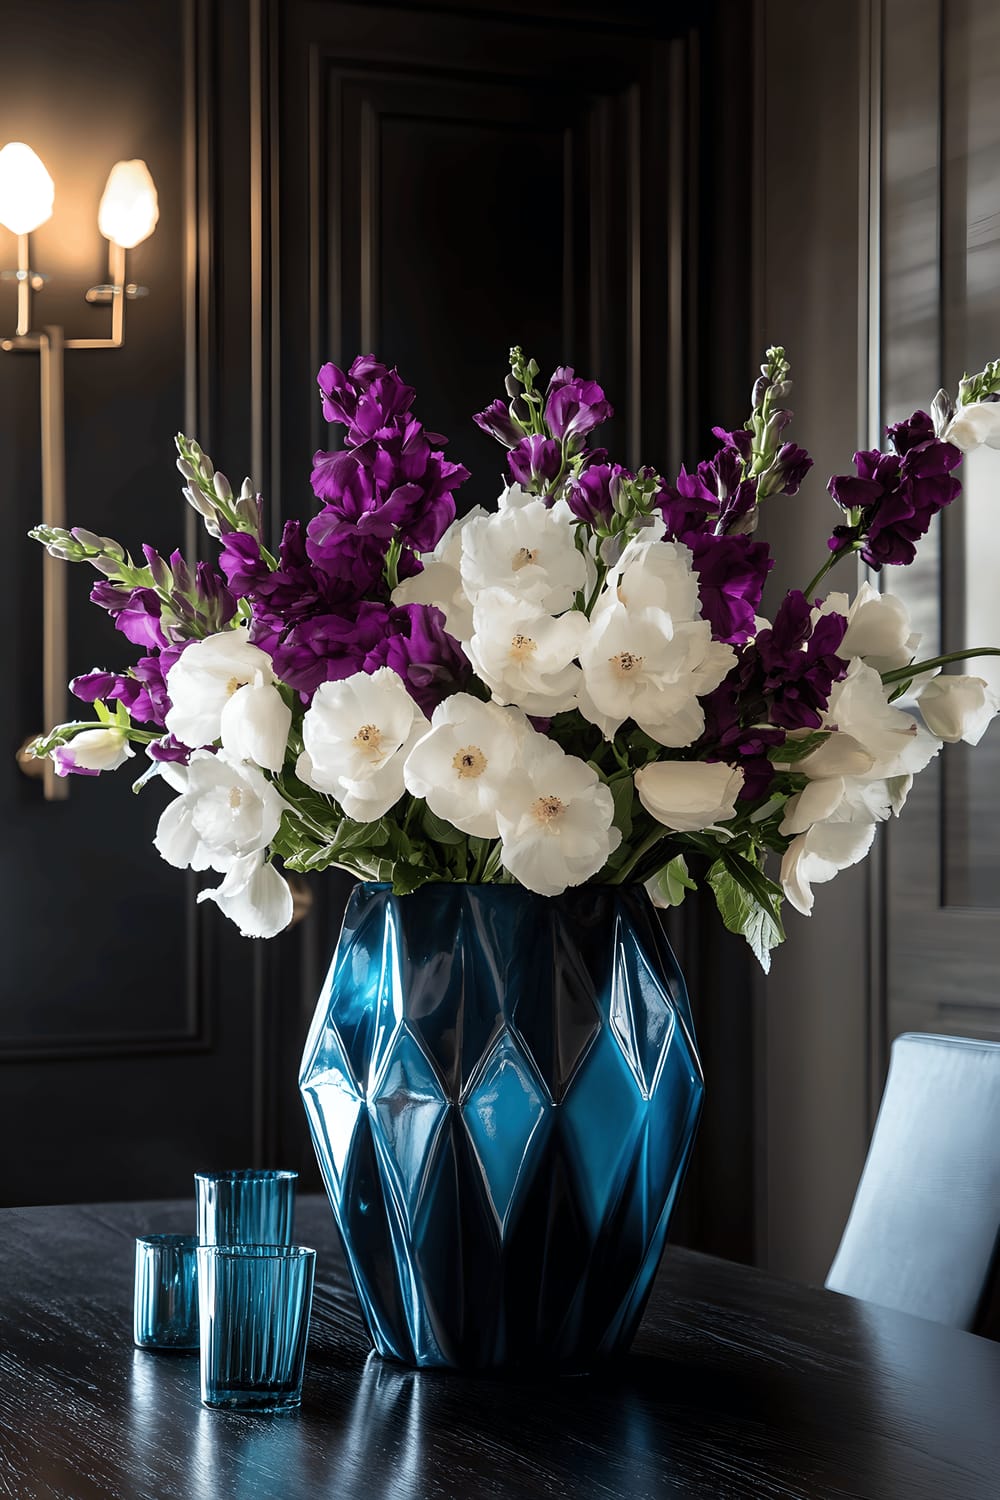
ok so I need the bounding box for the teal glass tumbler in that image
[133,1234,199,1351]
[196,1244,316,1411]
[195,1169,297,1247]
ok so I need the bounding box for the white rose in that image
[165,627,280,751]
[197,852,293,939]
[403,694,528,838]
[390,507,486,641]
[495,741,621,896]
[943,400,1000,452]
[634,760,744,832]
[466,588,587,716]
[153,749,287,874]
[460,496,589,614]
[298,667,428,822]
[52,726,134,777]
[917,674,1000,745]
[814,582,920,673]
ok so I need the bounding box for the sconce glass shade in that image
[97,160,159,249]
[0,142,55,236]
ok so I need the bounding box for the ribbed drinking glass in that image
[196,1244,316,1411]
[194,1169,297,1247]
[133,1234,199,1351]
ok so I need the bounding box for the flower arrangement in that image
[29,347,1000,966]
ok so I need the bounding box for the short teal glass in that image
[299,883,704,1371]
[133,1234,199,1351]
[196,1244,316,1411]
[195,1169,297,1247]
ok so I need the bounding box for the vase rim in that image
[355,881,645,895]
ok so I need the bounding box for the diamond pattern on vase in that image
[370,1029,449,1225]
[560,1022,647,1236]
[299,1021,362,1190]
[463,1030,547,1230]
[608,927,676,1099]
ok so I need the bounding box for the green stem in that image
[802,546,853,601]
[608,826,668,885]
[880,647,1000,685]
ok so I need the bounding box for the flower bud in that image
[213,470,233,503]
[917,674,999,745]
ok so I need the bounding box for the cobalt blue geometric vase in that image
[299,882,703,1371]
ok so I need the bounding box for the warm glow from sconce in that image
[97,159,159,249]
[0,142,55,236]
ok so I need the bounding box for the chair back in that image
[826,1032,1000,1331]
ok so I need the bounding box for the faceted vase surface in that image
[299,883,704,1371]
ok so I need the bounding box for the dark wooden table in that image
[2,1196,998,1500]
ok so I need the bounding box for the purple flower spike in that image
[473,398,523,448]
[90,581,169,651]
[686,533,773,645]
[544,373,613,444]
[363,604,471,717]
[506,435,563,492]
[828,416,962,569]
[771,442,813,495]
[754,590,849,730]
[564,462,629,526]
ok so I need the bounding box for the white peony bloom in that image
[635,759,744,832]
[814,582,920,673]
[52,726,134,777]
[153,749,288,873]
[495,741,621,897]
[497,483,536,510]
[466,588,588,716]
[579,603,735,746]
[595,529,698,622]
[390,507,486,641]
[197,852,294,939]
[942,400,1000,452]
[403,694,528,838]
[298,667,428,822]
[165,627,278,749]
[779,821,878,917]
[917,674,1000,745]
[219,670,291,772]
[460,496,589,614]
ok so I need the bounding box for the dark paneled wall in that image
[0,0,756,1262]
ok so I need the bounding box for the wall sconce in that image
[0,143,158,798]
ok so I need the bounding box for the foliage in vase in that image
[29,348,1000,966]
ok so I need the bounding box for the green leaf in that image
[608,776,635,844]
[421,807,466,846]
[649,854,697,908]
[706,854,785,972]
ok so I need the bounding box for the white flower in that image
[390,507,486,641]
[495,741,621,896]
[942,400,1000,452]
[497,483,536,509]
[403,694,527,838]
[779,821,878,917]
[917,674,1000,745]
[165,627,281,752]
[52,726,134,777]
[298,667,428,822]
[814,582,920,673]
[579,536,735,745]
[796,660,941,782]
[635,760,744,832]
[197,852,293,939]
[218,670,291,772]
[153,749,288,873]
[466,589,588,716]
[777,663,943,915]
[460,496,589,614]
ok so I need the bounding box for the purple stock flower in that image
[564,462,629,525]
[685,533,773,645]
[90,580,168,651]
[317,356,415,443]
[272,602,392,699]
[753,591,849,730]
[506,436,563,492]
[148,733,194,765]
[72,645,186,730]
[544,370,613,444]
[473,398,523,448]
[828,417,962,568]
[363,604,471,716]
[698,675,785,802]
[656,466,717,537]
[772,442,813,495]
[710,426,753,463]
